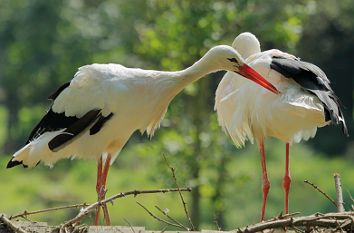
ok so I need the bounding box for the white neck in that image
[157,53,222,92]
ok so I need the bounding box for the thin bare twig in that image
[348,191,354,211]
[213,215,222,231]
[10,203,89,220]
[57,187,191,230]
[154,205,189,230]
[123,218,135,233]
[334,173,345,212]
[266,211,301,222]
[136,202,183,229]
[304,179,336,207]
[279,212,301,219]
[162,153,195,231]
[0,214,28,233]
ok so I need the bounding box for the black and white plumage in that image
[8,45,278,169]
[270,57,347,133]
[215,32,348,221]
[7,44,279,225]
[216,33,347,146]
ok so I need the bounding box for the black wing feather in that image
[26,78,116,152]
[48,81,71,100]
[48,109,101,151]
[90,113,114,135]
[27,109,79,144]
[27,82,74,143]
[270,57,348,136]
[6,160,28,168]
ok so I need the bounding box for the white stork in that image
[215,32,348,221]
[7,45,279,225]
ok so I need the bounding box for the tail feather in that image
[6,160,27,168]
[6,144,34,168]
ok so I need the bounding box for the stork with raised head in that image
[215,32,348,221]
[7,45,279,225]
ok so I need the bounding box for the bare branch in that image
[213,215,221,231]
[10,203,89,220]
[57,187,191,230]
[233,212,354,233]
[163,153,195,231]
[136,202,184,229]
[334,173,345,212]
[154,205,189,230]
[0,214,28,233]
[348,191,354,211]
[123,218,135,233]
[304,179,336,207]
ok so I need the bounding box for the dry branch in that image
[57,187,191,230]
[10,203,89,220]
[304,179,336,207]
[233,212,354,233]
[163,154,195,231]
[0,214,28,233]
[334,173,345,212]
[123,218,136,233]
[137,202,185,229]
[154,205,189,230]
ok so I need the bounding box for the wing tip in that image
[341,121,349,137]
[6,159,28,169]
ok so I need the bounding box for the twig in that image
[123,218,135,233]
[334,173,345,212]
[266,211,300,222]
[304,179,336,207]
[348,191,354,210]
[163,154,195,230]
[0,214,28,233]
[278,212,301,219]
[213,214,221,231]
[154,205,189,230]
[136,202,184,229]
[233,212,354,233]
[57,187,191,230]
[10,203,89,220]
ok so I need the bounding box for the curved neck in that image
[166,54,221,88]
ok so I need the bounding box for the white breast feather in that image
[215,51,327,146]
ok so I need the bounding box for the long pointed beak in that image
[238,64,280,94]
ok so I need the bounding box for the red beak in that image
[238,64,280,94]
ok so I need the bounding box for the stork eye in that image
[227,58,239,64]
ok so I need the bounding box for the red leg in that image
[94,157,103,225]
[259,140,270,221]
[96,157,103,193]
[101,154,112,225]
[101,154,112,189]
[283,143,291,214]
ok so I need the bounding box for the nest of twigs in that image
[234,211,354,233]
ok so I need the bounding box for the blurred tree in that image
[0,0,65,151]
[297,0,354,155]
[0,0,142,152]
